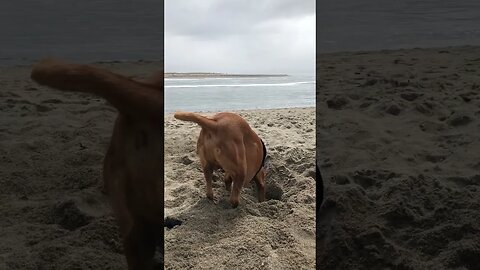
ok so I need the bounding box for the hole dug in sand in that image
[164,216,183,229]
[52,200,93,231]
[265,181,283,201]
[179,155,194,165]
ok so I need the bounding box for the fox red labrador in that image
[174,111,267,208]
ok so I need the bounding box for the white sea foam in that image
[165,81,315,88]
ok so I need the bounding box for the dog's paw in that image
[229,198,240,208]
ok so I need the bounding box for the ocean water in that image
[318,0,480,53]
[2,1,480,65]
[0,0,162,67]
[164,75,315,113]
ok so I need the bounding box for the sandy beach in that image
[0,61,163,269]
[6,45,479,269]
[0,61,315,269]
[317,46,480,269]
[164,108,316,269]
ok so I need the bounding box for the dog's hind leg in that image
[230,177,243,208]
[254,168,266,202]
[224,144,247,208]
[229,170,246,208]
[203,165,214,200]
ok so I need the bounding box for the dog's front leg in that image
[224,174,233,192]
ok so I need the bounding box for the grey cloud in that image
[166,0,315,74]
[167,0,313,38]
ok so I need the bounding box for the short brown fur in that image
[174,111,266,208]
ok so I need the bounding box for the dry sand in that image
[8,45,478,270]
[317,46,480,269]
[164,108,316,269]
[0,61,162,269]
[0,61,315,269]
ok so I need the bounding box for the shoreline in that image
[164,106,315,114]
[165,72,289,79]
[2,44,480,68]
[317,44,480,56]
[0,58,163,68]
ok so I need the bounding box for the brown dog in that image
[174,111,267,208]
[31,59,163,269]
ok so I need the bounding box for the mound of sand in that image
[0,62,163,269]
[164,108,316,269]
[317,46,480,269]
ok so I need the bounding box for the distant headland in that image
[165,72,288,78]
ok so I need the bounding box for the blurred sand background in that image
[317,46,480,269]
[0,62,162,269]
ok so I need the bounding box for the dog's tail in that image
[174,111,217,130]
[31,58,163,118]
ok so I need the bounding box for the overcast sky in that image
[165,0,315,75]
